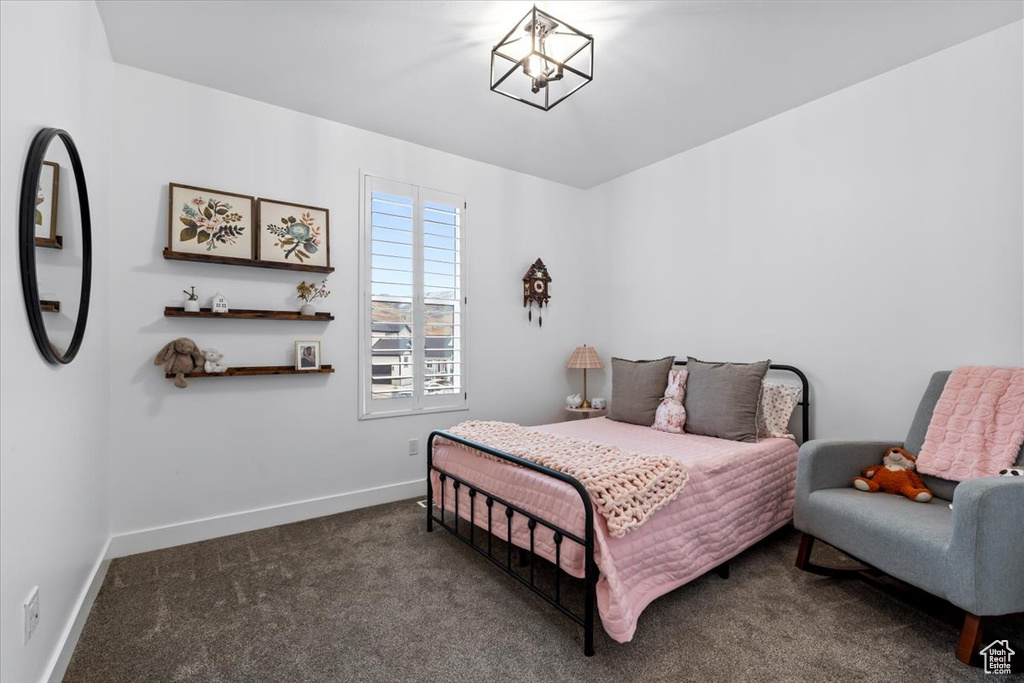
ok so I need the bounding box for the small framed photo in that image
[35,161,61,247]
[168,183,255,260]
[295,340,321,371]
[257,198,330,269]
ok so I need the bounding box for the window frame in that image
[358,172,468,420]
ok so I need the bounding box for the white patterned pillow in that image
[758,382,801,439]
[653,369,688,433]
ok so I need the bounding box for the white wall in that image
[106,66,591,546]
[0,3,113,682]
[2,8,1021,679]
[589,23,1024,441]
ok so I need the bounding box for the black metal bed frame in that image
[427,361,810,656]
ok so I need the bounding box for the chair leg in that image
[794,532,871,576]
[956,613,984,665]
[798,535,986,665]
[795,533,815,570]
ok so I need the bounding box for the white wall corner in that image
[44,540,111,683]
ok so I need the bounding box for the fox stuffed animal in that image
[852,447,933,503]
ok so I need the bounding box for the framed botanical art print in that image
[295,340,322,371]
[257,198,330,269]
[35,161,61,248]
[168,183,255,260]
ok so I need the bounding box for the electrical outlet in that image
[24,586,39,644]
[408,438,419,456]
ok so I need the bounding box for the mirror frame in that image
[19,128,92,365]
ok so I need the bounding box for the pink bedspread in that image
[917,366,1024,480]
[430,417,798,643]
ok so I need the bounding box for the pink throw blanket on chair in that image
[916,366,1024,481]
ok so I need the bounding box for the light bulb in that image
[525,54,544,77]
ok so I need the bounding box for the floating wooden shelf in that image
[40,300,61,312]
[164,306,334,321]
[163,248,334,273]
[36,235,63,250]
[167,364,334,379]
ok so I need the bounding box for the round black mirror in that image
[19,128,92,364]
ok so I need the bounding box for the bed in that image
[426,361,810,655]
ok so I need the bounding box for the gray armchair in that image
[794,371,1024,664]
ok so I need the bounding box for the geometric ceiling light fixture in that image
[490,5,594,111]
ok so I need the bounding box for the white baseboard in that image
[106,479,426,558]
[45,538,111,683]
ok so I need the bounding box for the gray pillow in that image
[684,357,770,442]
[608,356,675,426]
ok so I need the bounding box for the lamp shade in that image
[567,345,603,370]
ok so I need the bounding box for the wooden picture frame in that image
[295,340,322,371]
[167,183,255,262]
[257,198,330,269]
[35,161,61,248]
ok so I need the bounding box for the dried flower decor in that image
[296,278,331,304]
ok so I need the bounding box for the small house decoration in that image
[522,258,552,326]
[211,292,230,314]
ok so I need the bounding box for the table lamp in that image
[567,344,604,409]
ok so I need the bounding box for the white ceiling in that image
[95,1,1022,189]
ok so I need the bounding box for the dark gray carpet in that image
[64,499,1021,682]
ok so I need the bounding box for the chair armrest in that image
[796,440,900,497]
[947,477,1024,615]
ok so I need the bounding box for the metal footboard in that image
[426,431,598,656]
[425,361,810,658]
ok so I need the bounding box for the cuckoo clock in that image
[522,258,551,326]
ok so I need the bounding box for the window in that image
[359,174,466,418]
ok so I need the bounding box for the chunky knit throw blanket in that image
[438,421,690,538]
[917,366,1024,481]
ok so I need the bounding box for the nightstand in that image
[565,407,607,419]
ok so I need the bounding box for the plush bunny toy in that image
[154,337,204,388]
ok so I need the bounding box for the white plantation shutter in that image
[360,175,466,418]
